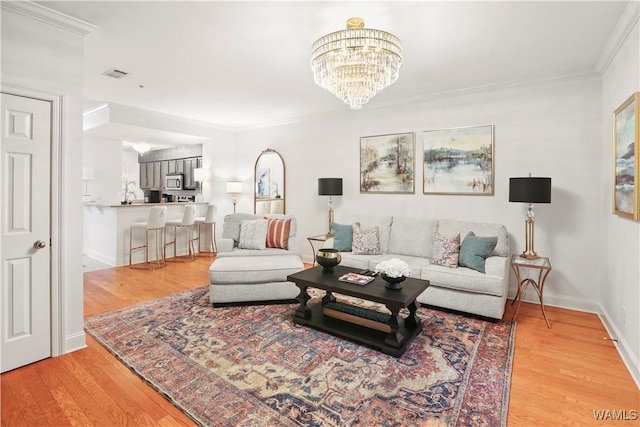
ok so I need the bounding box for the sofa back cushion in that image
[437,219,509,257]
[388,217,439,258]
[339,215,393,253]
[222,213,264,243]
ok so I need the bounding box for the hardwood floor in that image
[2,256,638,426]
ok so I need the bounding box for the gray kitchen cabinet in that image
[139,163,147,188]
[146,162,155,188]
[160,161,169,188]
[139,163,151,188]
[167,159,185,174]
[183,157,202,190]
[183,158,196,189]
[152,161,161,188]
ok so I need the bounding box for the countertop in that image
[83,201,208,208]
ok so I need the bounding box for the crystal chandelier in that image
[310,17,403,110]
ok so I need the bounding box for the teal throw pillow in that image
[331,222,353,252]
[458,231,498,273]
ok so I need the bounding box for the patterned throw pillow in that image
[238,219,268,250]
[352,223,381,255]
[431,232,460,268]
[266,218,291,249]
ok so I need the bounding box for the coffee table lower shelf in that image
[294,303,423,357]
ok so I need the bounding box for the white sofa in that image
[332,215,510,320]
[209,213,303,305]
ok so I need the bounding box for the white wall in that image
[220,70,640,386]
[601,13,640,385]
[230,76,604,305]
[1,5,89,353]
[83,136,131,204]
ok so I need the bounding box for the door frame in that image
[2,84,64,357]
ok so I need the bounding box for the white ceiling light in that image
[310,17,403,110]
[132,142,151,154]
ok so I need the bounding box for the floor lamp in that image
[318,178,343,237]
[509,176,552,259]
[226,181,242,213]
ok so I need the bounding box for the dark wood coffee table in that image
[287,265,430,357]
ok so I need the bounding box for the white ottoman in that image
[209,254,304,305]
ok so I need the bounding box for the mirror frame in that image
[254,148,285,214]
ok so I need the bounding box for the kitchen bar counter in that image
[84,201,207,208]
[83,202,209,267]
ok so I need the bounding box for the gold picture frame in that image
[613,92,639,220]
[360,132,415,194]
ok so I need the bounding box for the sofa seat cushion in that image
[339,252,388,271]
[216,247,294,257]
[421,264,505,296]
[209,254,303,284]
[210,281,299,304]
[340,253,431,279]
[387,217,439,258]
[368,254,431,279]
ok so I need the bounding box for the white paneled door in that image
[1,93,52,373]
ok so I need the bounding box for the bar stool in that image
[194,204,217,255]
[129,206,167,269]
[164,204,197,262]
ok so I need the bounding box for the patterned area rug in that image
[85,286,515,426]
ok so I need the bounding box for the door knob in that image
[33,240,47,249]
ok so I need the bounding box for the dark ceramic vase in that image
[316,248,341,273]
[381,273,406,290]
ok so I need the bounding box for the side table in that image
[307,234,329,266]
[511,255,552,328]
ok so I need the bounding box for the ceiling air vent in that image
[102,68,129,79]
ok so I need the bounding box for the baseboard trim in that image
[85,249,116,267]
[63,331,87,355]
[598,305,640,390]
[509,287,640,389]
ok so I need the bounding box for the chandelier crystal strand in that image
[311,18,403,109]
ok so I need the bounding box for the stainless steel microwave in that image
[164,174,183,190]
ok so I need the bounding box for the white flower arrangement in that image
[374,258,411,278]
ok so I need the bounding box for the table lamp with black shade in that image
[509,176,552,260]
[318,178,343,237]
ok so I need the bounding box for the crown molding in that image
[1,1,98,36]
[239,69,602,132]
[595,0,640,74]
[82,103,110,131]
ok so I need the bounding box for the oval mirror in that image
[254,149,285,214]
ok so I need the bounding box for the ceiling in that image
[38,1,629,143]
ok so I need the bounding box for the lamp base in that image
[519,252,540,260]
[520,215,540,260]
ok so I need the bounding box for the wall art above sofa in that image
[423,124,495,196]
[360,132,415,194]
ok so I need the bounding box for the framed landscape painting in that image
[360,132,415,194]
[423,125,494,195]
[613,92,639,220]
